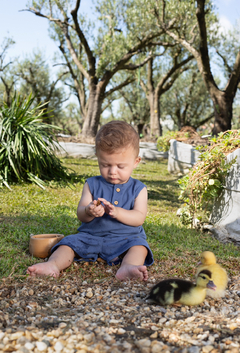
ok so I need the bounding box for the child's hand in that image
[85,199,105,218]
[98,198,118,218]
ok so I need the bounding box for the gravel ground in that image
[1,262,240,353]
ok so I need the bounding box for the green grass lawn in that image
[0,158,239,280]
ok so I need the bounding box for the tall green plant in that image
[0,94,69,189]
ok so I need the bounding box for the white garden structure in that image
[168,139,240,245]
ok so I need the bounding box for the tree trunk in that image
[148,91,162,137]
[211,90,233,135]
[81,83,104,138]
[137,123,144,136]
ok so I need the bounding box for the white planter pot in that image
[56,141,168,160]
[139,142,168,160]
[168,139,201,174]
[210,148,240,245]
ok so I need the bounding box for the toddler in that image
[27,121,154,281]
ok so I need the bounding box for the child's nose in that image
[109,166,117,174]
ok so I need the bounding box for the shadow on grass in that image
[64,172,95,184]
[64,161,98,167]
[1,208,239,279]
[0,211,82,277]
[144,219,240,262]
[0,212,79,252]
[142,179,180,207]
[65,159,181,207]
[0,210,225,259]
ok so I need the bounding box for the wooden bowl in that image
[29,234,64,259]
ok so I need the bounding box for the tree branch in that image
[0,62,13,72]
[104,77,136,98]
[100,31,165,87]
[70,0,96,77]
[216,50,232,74]
[21,8,69,26]
[101,98,117,113]
[225,50,240,94]
[121,53,153,70]
[47,71,69,101]
[61,23,89,80]
[119,89,134,114]
[58,41,87,116]
[23,6,89,80]
[156,54,194,95]
[195,0,216,86]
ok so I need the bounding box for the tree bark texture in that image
[81,82,104,137]
[148,90,162,137]
[211,89,233,134]
[146,58,162,136]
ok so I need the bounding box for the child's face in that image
[96,147,141,184]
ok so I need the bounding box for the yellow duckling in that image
[196,251,228,298]
[146,270,216,306]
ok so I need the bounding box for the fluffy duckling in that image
[196,251,228,298]
[146,270,216,306]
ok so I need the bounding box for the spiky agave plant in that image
[0,93,69,189]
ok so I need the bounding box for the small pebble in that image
[54,341,64,352]
[36,341,48,351]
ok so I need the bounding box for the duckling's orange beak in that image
[207,280,216,291]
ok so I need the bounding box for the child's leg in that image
[116,245,148,281]
[27,245,75,277]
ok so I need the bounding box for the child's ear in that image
[134,156,141,167]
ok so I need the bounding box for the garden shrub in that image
[0,94,69,189]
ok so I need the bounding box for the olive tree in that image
[138,45,194,136]
[16,50,69,124]
[161,68,214,130]
[155,0,240,134]
[24,0,173,138]
[0,37,16,107]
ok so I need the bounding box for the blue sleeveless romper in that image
[51,176,154,266]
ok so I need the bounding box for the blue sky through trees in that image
[1,0,240,119]
[1,0,239,63]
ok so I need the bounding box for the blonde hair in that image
[95,121,139,157]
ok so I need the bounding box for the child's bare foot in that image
[26,262,60,277]
[116,264,148,281]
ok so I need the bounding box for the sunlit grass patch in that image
[0,158,239,279]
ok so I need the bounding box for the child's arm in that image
[77,182,105,222]
[98,186,147,227]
